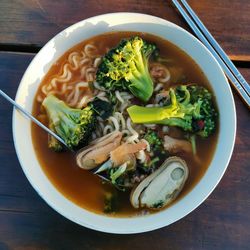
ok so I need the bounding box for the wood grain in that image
[0,0,250,61]
[0,51,249,249]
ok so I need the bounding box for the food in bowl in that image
[31,31,218,216]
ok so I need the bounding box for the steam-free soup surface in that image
[32,32,218,217]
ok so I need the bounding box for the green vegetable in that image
[103,192,118,213]
[96,36,156,102]
[146,157,160,168]
[188,85,217,137]
[42,95,112,150]
[109,163,127,185]
[142,156,160,171]
[152,200,164,209]
[48,134,64,152]
[90,98,113,119]
[189,134,197,155]
[144,130,163,151]
[127,85,217,137]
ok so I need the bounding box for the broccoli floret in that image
[42,95,112,150]
[144,130,163,151]
[127,85,217,138]
[96,36,157,102]
[48,133,64,152]
[187,85,217,137]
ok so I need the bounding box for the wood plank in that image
[0,52,249,249]
[0,0,250,60]
[189,0,250,62]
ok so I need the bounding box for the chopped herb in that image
[190,134,197,155]
[109,163,127,185]
[144,130,163,152]
[144,157,160,168]
[185,134,197,155]
[103,192,118,213]
[152,200,164,209]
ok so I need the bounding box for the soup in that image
[32,32,218,216]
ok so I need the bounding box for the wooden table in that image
[0,1,249,249]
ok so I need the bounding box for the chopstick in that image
[0,89,69,149]
[172,0,250,108]
[180,0,250,95]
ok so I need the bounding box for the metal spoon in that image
[0,89,118,183]
[0,89,69,149]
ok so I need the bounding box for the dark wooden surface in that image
[0,1,249,249]
[1,0,250,61]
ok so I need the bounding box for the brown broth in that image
[32,32,218,217]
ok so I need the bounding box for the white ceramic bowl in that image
[13,13,236,234]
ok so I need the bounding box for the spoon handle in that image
[0,89,69,148]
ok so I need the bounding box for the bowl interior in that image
[13,13,236,234]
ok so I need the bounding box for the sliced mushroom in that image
[76,131,122,170]
[130,157,188,209]
[163,135,192,154]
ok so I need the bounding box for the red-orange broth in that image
[32,32,218,217]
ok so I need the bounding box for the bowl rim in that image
[12,12,236,234]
